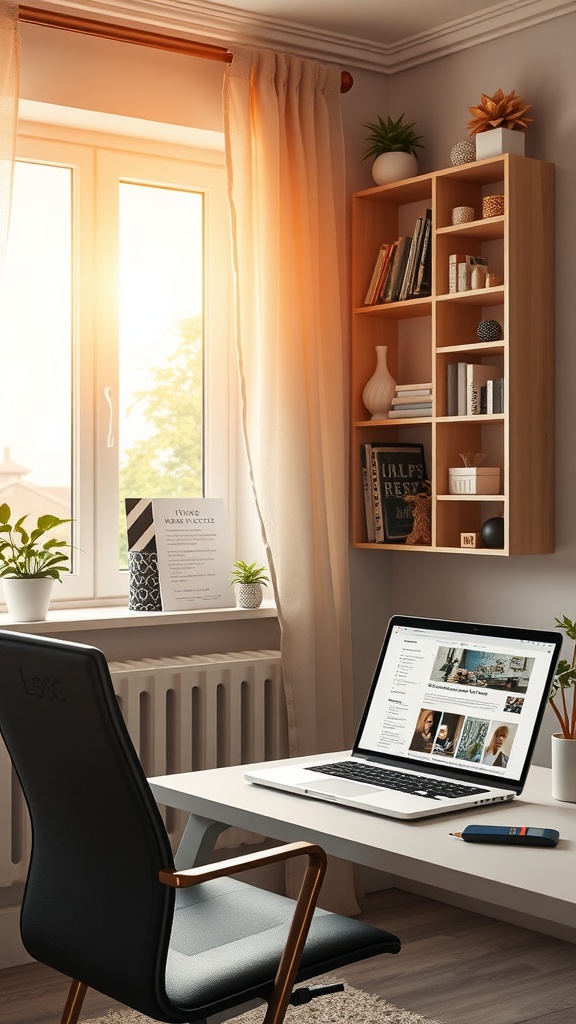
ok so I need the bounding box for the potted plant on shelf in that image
[467,87,532,159]
[0,504,73,622]
[549,614,576,802]
[231,560,270,610]
[363,113,423,185]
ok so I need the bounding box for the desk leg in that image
[175,813,229,868]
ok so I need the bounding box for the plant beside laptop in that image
[231,560,269,610]
[549,615,576,739]
[0,504,73,622]
[549,615,576,803]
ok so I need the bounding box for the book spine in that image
[449,254,466,294]
[486,379,494,415]
[364,245,386,305]
[399,217,423,302]
[457,362,467,415]
[446,362,458,416]
[413,211,432,298]
[369,446,384,541]
[361,444,376,542]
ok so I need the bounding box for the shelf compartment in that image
[434,499,507,553]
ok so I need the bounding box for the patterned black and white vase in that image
[128,551,162,611]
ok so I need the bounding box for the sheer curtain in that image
[223,47,352,761]
[0,1,19,275]
[223,49,358,911]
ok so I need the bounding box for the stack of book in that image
[388,382,433,419]
[446,362,504,416]
[364,210,432,306]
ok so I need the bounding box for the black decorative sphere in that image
[481,515,505,548]
[477,319,503,342]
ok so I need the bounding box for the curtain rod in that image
[18,5,353,92]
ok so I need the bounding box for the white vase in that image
[235,582,263,609]
[371,151,418,186]
[362,346,396,419]
[2,577,55,622]
[475,127,525,159]
[551,733,576,802]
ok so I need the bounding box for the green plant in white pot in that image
[231,560,269,610]
[0,504,73,622]
[363,113,423,185]
[549,615,576,802]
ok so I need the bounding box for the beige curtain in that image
[0,1,19,276]
[223,47,352,761]
[223,49,358,912]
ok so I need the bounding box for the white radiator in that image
[0,650,287,887]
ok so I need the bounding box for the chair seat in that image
[166,876,400,1019]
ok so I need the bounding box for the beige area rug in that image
[79,979,441,1024]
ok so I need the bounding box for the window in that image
[0,124,239,604]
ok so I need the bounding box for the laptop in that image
[245,615,562,820]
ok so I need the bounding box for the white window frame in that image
[10,119,239,607]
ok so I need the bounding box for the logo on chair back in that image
[19,667,65,701]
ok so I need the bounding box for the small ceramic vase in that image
[362,346,396,419]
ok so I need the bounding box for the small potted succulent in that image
[468,88,532,159]
[363,113,424,185]
[549,615,576,802]
[0,504,73,622]
[231,560,270,610]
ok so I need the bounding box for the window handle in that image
[104,386,115,448]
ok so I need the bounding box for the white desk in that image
[149,754,576,943]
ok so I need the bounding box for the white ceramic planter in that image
[2,577,55,622]
[475,127,525,159]
[551,733,576,802]
[235,582,263,609]
[371,151,418,186]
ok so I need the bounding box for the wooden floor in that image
[1,887,575,1024]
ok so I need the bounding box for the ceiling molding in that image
[22,0,576,72]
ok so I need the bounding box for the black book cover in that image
[369,443,428,542]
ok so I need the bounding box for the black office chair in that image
[0,631,401,1024]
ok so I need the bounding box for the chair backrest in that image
[0,630,178,1020]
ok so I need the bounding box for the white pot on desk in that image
[551,733,576,802]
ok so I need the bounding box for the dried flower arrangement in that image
[467,88,533,135]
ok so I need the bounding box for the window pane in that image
[0,161,73,557]
[118,182,204,568]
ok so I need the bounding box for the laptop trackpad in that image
[303,779,381,799]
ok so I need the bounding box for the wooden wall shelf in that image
[351,154,555,555]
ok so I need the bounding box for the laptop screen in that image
[353,616,562,791]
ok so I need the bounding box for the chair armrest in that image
[160,841,327,1024]
[159,841,324,888]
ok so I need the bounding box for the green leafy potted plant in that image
[0,504,73,622]
[549,615,576,802]
[363,113,424,185]
[231,560,270,610]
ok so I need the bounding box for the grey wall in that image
[346,14,576,765]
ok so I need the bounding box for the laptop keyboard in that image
[307,760,489,800]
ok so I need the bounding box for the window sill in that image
[0,601,278,636]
